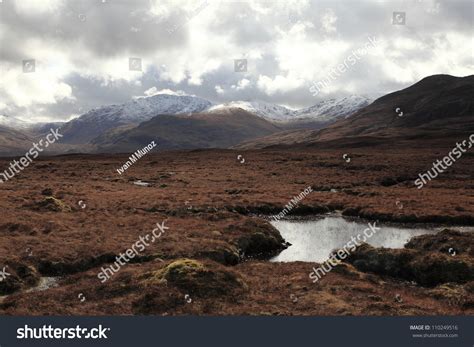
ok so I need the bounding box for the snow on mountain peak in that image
[0,114,32,130]
[78,93,213,124]
[207,101,295,120]
[208,95,371,123]
[294,95,371,122]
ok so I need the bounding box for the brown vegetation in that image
[0,145,473,315]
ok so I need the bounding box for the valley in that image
[0,74,472,316]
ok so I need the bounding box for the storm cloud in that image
[0,0,472,121]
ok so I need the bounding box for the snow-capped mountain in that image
[60,94,213,144]
[0,114,32,130]
[294,95,371,122]
[208,95,371,123]
[22,91,370,145]
[207,101,295,121]
[84,94,212,123]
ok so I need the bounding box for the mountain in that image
[0,125,35,156]
[208,96,371,125]
[0,93,370,155]
[55,93,369,149]
[92,108,283,153]
[207,101,296,121]
[0,114,32,131]
[235,75,474,149]
[59,94,213,144]
[293,95,371,123]
[314,74,473,144]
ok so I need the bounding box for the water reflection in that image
[270,216,436,262]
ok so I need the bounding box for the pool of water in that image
[270,216,437,262]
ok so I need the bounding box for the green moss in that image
[142,258,246,297]
[146,259,204,284]
[42,196,72,212]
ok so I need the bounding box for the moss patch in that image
[143,259,246,297]
[34,196,72,212]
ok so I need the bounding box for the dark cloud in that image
[0,0,472,121]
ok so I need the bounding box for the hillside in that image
[236,75,474,149]
[92,108,283,152]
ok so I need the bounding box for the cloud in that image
[231,78,251,91]
[0,0,472,122]
[321,9,337,33]
[257,75,305,95]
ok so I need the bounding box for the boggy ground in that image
[0,146,473,315]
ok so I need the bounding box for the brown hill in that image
[0,125,34,156]
[92,108,283,153]
[236,74,474,149]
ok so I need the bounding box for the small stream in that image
[0,276,60,303]
[270,216,447,262]
[25,276,60,293]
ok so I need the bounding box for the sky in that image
[0,0,472,122]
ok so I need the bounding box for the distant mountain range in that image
[0,115,32,131]
[0,93,370,154]
[208,95,370,123]
[236,75,474,149]
[1,74,470,156]
[57,94,370,145]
